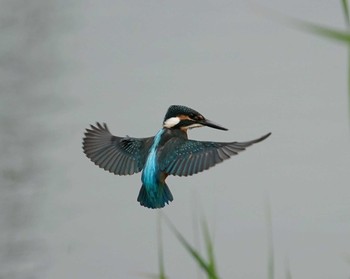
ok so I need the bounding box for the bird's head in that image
[163,105,228,131]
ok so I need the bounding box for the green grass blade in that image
[287,13,350,127]
[285,267,292,279]
[162,214,218,278]
[348,47,350,130]
[344,0,350,130]
[342,0,350,27]
[190,191,203,279]
[157,211,168,279]
[251,2,350,43]
[201,218,218,277]
[285,257,292,279]
[265,197,274,279]
[163,214,209,272]
[251,2,350,128]
[293,21,350,43]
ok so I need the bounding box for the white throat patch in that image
[184,123,203,129]
[163,117,180,128]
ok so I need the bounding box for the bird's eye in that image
[191,114,203,120]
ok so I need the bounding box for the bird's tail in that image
[137,183,173,209]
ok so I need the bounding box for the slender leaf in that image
[157,211,168,279]
[144,213,168,279]
[293,21,350,43]
[342,0,350,127]
[342,0,350,27]
[285,257,292,279]
[252,1,350,127]
[348,48,350,128]
[287,13,350,127]
[163,215,209,273]
[201,218,218,277]
[265,197,274,279]
[190,192,203,279]
[162,214,219,279]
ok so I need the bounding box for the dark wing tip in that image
[228,132,271,150]
[245,132,271,145]
[90,121,108,130]
[82,122,109,148]
[258,132,271,142]
[84,122,109,133]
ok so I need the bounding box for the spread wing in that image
[83,123,154,175]
[160,133,271,177]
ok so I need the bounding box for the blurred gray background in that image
[1,0,350,278]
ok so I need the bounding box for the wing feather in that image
[160,133,271,176]
[83,122,154,175]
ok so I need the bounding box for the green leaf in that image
[292,20,350,43]
[285,257,292,279]
[285,9,350,128]
[342,0,350,27]
[157,212,168,279]
[201,218,218,277]
[265,196,274,279]
[162,214,219,279]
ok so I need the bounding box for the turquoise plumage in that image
[138,129,173,208]
[82,105,271,209]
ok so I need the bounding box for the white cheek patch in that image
[163,117,180,128]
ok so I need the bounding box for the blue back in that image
[137,128,174,208]
[141,129,164,190]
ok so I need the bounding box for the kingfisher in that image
[82,105,270,209]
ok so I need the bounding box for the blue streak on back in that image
[138,128,173,208]
[141,129,164,191]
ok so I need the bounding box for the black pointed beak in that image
[199,119,228,131]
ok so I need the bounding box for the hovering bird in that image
[83,105,270,209]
